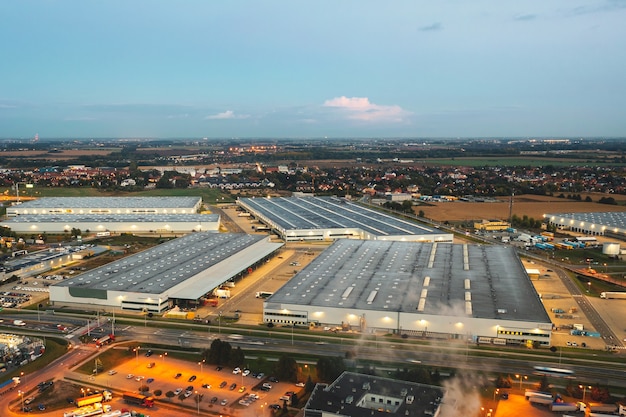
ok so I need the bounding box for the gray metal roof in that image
[2,213,219,224]
[545,211,626,230]
[54,233,281,297]
[269,239,548,322]
[238,196,440,237]
[11,196,201,209]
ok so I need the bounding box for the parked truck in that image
[525,389,553,400]
[122,392,154,408]
[76,391,112,408]
[529,396,554,405]
[64,403,111,417]
[600,292,626,299]
[550,402,586,412]
[589,404,626,415]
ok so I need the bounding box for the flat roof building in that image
[237,196,452,242]
[303,371,443,417]
[2,196,216,234]
[263,239,552,346]
[6,196,202,217]
[544,211,626,239]
[49,232,283,312]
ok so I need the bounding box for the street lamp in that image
[493,388,499,401]
[579,385,591,402]
[587,281,591,293]
[13,182,34,204]
[134,346,140,364]
[161,352,167,363]
[515,374,527,390]
[198,359,205,375]
[18,390,24,411]
[195,390,200,415]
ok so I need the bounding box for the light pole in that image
[134,346,140,364]
[493,388,499,401]
[18,390,24,411]
[198,359,204,375]
[218,311,222,334]
[195,390,200,414]
[161,352,167,363]
[13,182,34,204]
[579,385,591,402]
[515,374,527,390]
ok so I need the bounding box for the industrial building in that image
[544,211,626,238]
[49,232,283,312]
[263,239,552,347]
[2,196,218,234]
[237,196,452,242]
[303,371,444,417]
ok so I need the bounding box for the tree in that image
[316,356,345,382]
[165,391,175,401]
[538,375,550,392]
[274,355,298,382]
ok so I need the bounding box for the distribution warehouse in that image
[48,233,283,312]
[263,239,552,347]
[1,196,219,233]
[544,211,626,237]
[237,196,453,242]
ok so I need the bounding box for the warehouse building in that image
[6,196,202,217]
[2,196,218,234]
[1,213,219,234]
[49,232,283,312]
[237,196,452,242]
[544,211,626,238]
[303,371,444,417]
[263,239,552,347]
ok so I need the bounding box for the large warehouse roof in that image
[238,196,449,241]
[10,196,201,209]
[53,233,282,298]
[545,211,626,235]
[1,213,218,224]
[268,239,548,322]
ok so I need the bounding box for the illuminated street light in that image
[579,384,591,402]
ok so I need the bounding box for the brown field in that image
[417,194,626,222]
[1,149,119,159]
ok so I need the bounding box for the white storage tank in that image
[602,242,621,256]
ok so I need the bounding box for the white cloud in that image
[205,110,249,120]
[323,96,411,122]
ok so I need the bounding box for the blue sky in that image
[1,1,625,139]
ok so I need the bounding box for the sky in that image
[1,1,625,139]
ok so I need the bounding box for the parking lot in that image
[94,352,303,414]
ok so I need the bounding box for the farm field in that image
[417,194,626,222]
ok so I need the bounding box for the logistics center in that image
[236,196,453,242]
[48,232,283,312]
[2,196,219,234]
[262,239,552,347]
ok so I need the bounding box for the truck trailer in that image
[76,391,112,408]
[550,402,586,412]
[529,396,554,405]
[589,403,624,413]
[600,292,626,299]
[122,392,154,408]
[589,404,626,416]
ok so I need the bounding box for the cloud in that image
[418,22,443,31]
[204,110,249,120]
[323,96,411,123]
[513,13,537,21]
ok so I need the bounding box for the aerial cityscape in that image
[1,2,626,417]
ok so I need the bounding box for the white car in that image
[295,382,305,387]
[220,399,228,406]
[135,375,145,381]
[174,388,183,395]
[233,367,241,374]
[242,369,251,377]
[126,374,134,379]
[107,370,117,375]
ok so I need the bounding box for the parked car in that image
[220,399,228,406]
[229,383,237,390]
[188,375,197,382]
[174,388,183,395]
[219,381,227,388]
[174,373,182,379]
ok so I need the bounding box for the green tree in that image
[274,355,298,382]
